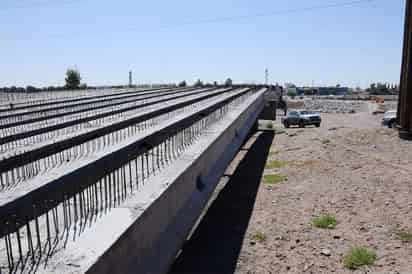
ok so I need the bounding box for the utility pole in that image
[265,69,268,86]
[398,0,412,140]
[129,71,133,88]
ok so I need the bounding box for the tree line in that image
[367,82,399,95]
[0,68,87,93]
[1,68,235,93]
[179,78,233,88]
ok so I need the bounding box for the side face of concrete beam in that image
[399,0,412,140]
[85,91,265,274]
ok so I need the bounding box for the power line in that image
[0,0,85,11]
[9,0,380,40]
[150,0,378,30]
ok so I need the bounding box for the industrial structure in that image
[399,0,412,140]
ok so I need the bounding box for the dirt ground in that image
[235,111,412,274]
[170,107,412,274]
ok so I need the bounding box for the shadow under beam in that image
[169,131,275,274]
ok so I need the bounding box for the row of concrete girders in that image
[0,87,261,273]
[0,87,236,189]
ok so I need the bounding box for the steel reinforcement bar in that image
[0,87,256,236]
[0,87,236,177]
[55,87,266,274]
[0,87,261,273]
[0,87,196,127]
[0,87,221,146]
[0,87,171,114]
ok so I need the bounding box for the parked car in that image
[382,110,397,128]
[281,110,321,128]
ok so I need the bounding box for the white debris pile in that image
[302,100,365,113]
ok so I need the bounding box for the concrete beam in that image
[41,89,266,274]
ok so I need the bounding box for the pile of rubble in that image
[302,99,365,113]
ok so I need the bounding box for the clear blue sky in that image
[0,0,405,88]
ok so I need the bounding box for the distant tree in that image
[225,78,233,86]
[26,85,39,93]
[287,90,297,99]
[80,83,88,90]
[368,82,390,95]
[376,82,387,90]
[194,79,203,87]
[285,83,296,89]
[178,81,187,87]
[65,68,81,89]
[213,81,218,86]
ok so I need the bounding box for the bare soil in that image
[236,112,412,274]
[170,108,412,274]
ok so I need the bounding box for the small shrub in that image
[395,229,412,242]
[343,247,377,269]
[263,174,287,184]
[312,214,337,229]
[322,139,331,144]
[266,160,287,169]
[251,232,267,243]
[266,122,274,129]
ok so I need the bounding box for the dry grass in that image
[322,139,331,144]
[395,229,412,242]
[312,214,337,229]
[266,160,288,169]
[343,247,377,270]
[263,174,288,184]
[292,160,319,167]
[251,232,267,243]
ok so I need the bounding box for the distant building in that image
[295,87,317,95]
[291,86,350,96]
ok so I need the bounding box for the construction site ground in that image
[170,107,412,274]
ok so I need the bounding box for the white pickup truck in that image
[382,110,397,128]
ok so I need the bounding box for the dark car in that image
[281,110,322,128]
